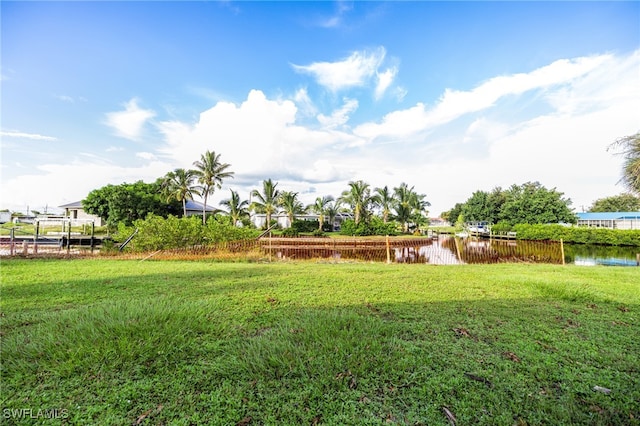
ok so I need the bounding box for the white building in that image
[576,212,640,230]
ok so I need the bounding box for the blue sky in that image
[2,1,639,216]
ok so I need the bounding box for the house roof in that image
[185,200,217,212]
[60,199,216,212]
[59,201,83,208]
[577,212,640,220]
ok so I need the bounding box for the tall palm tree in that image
[609,132,640,195]
[339,180,378,226]
[219,189,249,227]
[325,200,342,231]
[409,192,431,231]
[310,195,335,231]
[374,186,394,223]
[393,183,430,233]
[394,183,414,233]
[279,191,306,227]
[193,150,234,224]
[250,179,280,229]
[161,168,199,217]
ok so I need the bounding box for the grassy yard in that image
[1,259,638,425]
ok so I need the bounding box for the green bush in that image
[281,227,299,237]
[113,214,259,251]
[513,224,640,246]
[312,229,325,237]
[491,221,513,234]
[340,217,398,236]
[291,219,319,233]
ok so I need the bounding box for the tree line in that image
[83,150,431,234]
[441,182,577,229]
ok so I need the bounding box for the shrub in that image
[281,228,299,237]
[112,214,260,251]
[491,221,513,234]
[291,220,319,234]
[513,223,640,246]
[340,218,398,236]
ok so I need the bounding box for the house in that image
[576,212,640,230]
[59,199,216,226]
[59,201,105,226]
[184,200,217,217]
[429,217,450,227]
[0,211,11,224]
[250,212,353,231]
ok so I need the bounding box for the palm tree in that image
[219,189,249,227]
[394,183,414,233]
[250,179,280,229]
[393,183,430,233]
[325,200,342,231]
[161,168,199,217]
[279,191,306,227]
[193,150,234,224]
[310,195,335,231]
[409,192,431,231]
[374,186,394,223]
[339,180,378,226]
[609,132,640,195]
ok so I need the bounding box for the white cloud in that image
[1,158,172,213]
[315,0,353,28]
[155,89,363,199]
[375,66,397,100]
[317,98,358,129]
[0,131,58,141]
[55,95,75,103]
[105,98,155,141]
[292,47,387,92]
[354,54,611,143]
[293,87,317,118]
[136,152,157,160]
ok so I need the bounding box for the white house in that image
[250,212,353,230]
[576,212,640,230]
[0,211,12,224]
[59,201,105,226]
[183,200,217,217]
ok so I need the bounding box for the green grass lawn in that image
[1,259,638,425]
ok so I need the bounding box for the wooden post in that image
[636,253,639,266]
[9,228,15,256]
[90,222,95,254]
[67,222,71,255]
[386,235,391,264]
[560,239,565,265]
[34,221,39,254]
[22,240,28,255]
[454,237,462,263]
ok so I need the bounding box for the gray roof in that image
[59,200,83,208]
[577,212,640,220]
[60,199,216,212]
[184,200,217,212]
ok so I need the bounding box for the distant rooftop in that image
[577,212,640,220]
[59,201,83,209]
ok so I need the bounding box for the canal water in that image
[266,235,639,266]
[417,236,640,266]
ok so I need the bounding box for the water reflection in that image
[269,235,639,266]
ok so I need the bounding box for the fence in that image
[0,225,103,257]
[40,235,564,265]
